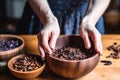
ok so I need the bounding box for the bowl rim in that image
[47,34,100,62]
[47,53,100,62]
[0,34,25,55]
[59,34,80,38]
[8,54,45,74]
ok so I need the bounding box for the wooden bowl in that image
[8,54,45,79]
[46,34,100,79]
[0,34,24,60]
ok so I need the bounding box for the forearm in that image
[86,0,111,25]
[28,0,57,25]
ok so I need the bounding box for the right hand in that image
[79,15,102,55]
[37,18,60,59]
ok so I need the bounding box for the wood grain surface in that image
[0,34,120,80]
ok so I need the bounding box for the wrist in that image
[46,15,58,24]
[82,15,96,27]
[42,11,58,25]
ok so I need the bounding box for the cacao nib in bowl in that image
[46,35,100,79]
[8,54,45,79]
[52,47,96,60]
[0,34,24,60]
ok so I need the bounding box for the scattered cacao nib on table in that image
[106,42,120,59]
[52,47,96,60]
[100,42,120,66]
[13,55,43,72]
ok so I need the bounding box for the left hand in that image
[79,16,102,54]
[37,18,60,58]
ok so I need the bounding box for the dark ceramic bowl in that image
[46,34,100,79]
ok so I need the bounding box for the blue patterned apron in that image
[16,0,104,34]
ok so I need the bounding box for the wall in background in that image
[5,0,26,19]
[103,0,120,34]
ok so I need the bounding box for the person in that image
[16,0,111,58]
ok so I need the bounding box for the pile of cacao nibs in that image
[0,39,20,51]
[52,47,95,60]
[106,42,120,59]
[13,55,43,72]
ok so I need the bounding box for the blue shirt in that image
[16,0,104,34]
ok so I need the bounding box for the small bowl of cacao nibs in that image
[8,54,45,79]
[0,34,24,60]
[46,35,100,79]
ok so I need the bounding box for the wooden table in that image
[0,34,120,80]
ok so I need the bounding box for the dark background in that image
[0,0,120,34]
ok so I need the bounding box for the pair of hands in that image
[38,16,102,59]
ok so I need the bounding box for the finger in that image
[38,45,45,60]
[80,30,91,49]
[42,34,52,54]
[49,32,58,50]
[99,41,103,55]
[91,31,102,54]
[37,35,45,59]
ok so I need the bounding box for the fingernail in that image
[98,49,102,56]
[51,45,55,50]
[86,44,91,49]
[45,49,52,55]
[41,56,45,61]
[100,53,102,56]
